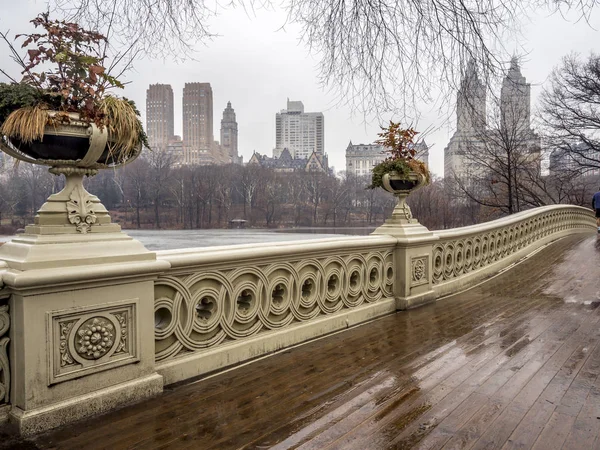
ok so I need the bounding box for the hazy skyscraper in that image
[220,101,239,164]
[501,58,531,135]
[444,63,487,181]
[146,84,174,150]
[182,82,213,164]
[274,100,324,159]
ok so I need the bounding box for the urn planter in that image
[1,111,141,170]
[0,111,141,235]
[379,169,427,223]
[381,170,427,196]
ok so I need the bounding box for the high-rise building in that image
[549,144,600,177]
[499,58,540,164]
[182,82,213,165]
[501,58,531,135]
[146,84,174,150]
[444,62,487,181]
[444,58,540,188]
[220,101,240,164]
[274,100,324,159]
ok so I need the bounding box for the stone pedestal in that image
[0,172,168,435]
[372,194,438,310]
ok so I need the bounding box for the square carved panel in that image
[410,256,429,287]
[47,299,139,385]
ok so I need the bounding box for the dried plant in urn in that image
[369,122,430,191]
[0,13,149,234]
[369,122,430,223]
[0,12,148,170]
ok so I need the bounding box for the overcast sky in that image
[1,1,600,176]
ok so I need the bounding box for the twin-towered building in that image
[145,83,240,166]
[444,58,541,185]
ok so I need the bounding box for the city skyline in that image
[3,3,600,176]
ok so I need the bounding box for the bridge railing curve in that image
[430,205,595,298]
[0,202,594,434]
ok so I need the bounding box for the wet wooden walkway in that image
[4,233,600,450]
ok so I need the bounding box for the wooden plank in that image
[531,411,576,450]
[502,326,600,450]
[467,307,600,450]
[331,301,572,450]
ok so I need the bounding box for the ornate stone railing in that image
[0,194,594,436]
[154,236,397,384]
[431,205,595,298]
[151,205,596,385]
[0,297,9,407]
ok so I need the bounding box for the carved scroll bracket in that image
[66,182,97,234]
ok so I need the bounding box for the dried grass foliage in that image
[0,104,48,143]
[1,97,143,165]
[100,96,142,162]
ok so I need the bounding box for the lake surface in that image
[0,227,376,251]
[126,228,374,251]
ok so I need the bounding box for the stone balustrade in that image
[153,236,397,384]
[0,201,595,435]
[151,205,596,385]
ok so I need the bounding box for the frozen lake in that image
[126,228,375,251]
[0,227,376,251]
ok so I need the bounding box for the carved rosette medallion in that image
[66,183,97,233]
[0,303,10,404]
[48,301,138,385]
[76,317,115,360]
[411,256,429,287]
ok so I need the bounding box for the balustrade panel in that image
[154,240,395,364]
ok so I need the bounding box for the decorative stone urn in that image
[380,170,427,224]
[0,112,141,236]
[373,169,436,311]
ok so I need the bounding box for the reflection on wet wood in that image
[6,233,600,450]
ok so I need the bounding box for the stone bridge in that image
[0,202,597,449]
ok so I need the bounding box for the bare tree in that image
[457,91,542,215]
[236,165,262,222]
[123,158,150,228]
[50,0,600,116]
[147,150,175,228]
[540,53,600,175]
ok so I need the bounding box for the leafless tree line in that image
[0,153,500,233]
